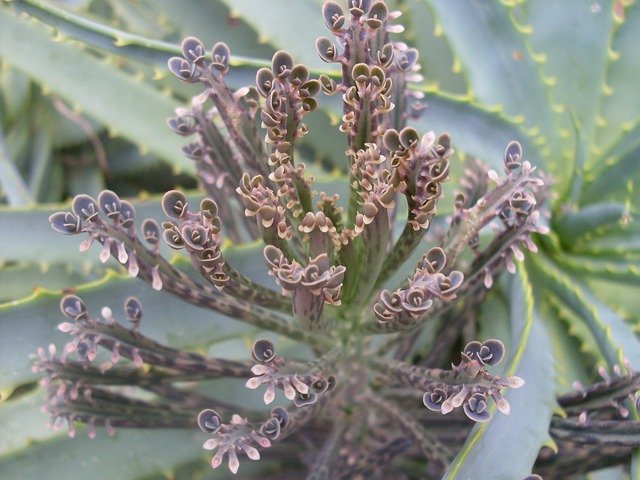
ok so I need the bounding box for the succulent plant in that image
[0,1,639,479]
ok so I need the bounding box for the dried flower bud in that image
[72,194,99,222]
[463,393,491,422]
[162,190,188,219]
[323,1,345,30]
[181,36,206,64]
[60,295,87,320]
[168,56,198,83]
[123,296,143,322]
[252,339,276,363]
[198,409,222,434]
[49,211,81,235]
[211,42,231,74]
[271,51,294,79]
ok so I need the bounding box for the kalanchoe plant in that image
[41,2,545,476]
[7,0,630,478]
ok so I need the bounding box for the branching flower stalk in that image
[40,1,557,477]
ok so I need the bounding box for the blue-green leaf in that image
[443,267,556,479]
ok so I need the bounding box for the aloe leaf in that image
[583,121,640,204]
[392,0,468,94]
[0,67,30,125]
[554,202,629,242]
[442,267,556,479]
[556,253,640,286]
[148,0,275,59]
[0,429,207,480]
[0,242,271,396]
[531,255,640,371]
[0,389,54,456]
[537,302,592,395]
[0,6,192,173]
[595,2,640,152]
[572,220,640,256]
[423,0,561,166]
[411,90,542,169]
[217,0,328,71]
[0,193,197,266]
[0,263,97,303]
[524,0,613,143]
[0,127,32,207]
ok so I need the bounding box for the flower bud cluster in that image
[237,173,292,240]
[197,406,290,474]
[421,340,523,422]
[384,129,452,230]
[245,339,335,406]
[374,247,463,327]
[161,190,227,289]
[264,245,346,330]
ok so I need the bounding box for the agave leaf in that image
[442,267,556,479]
[0,423,285,480]
[571,220,640,256]
[9,0,275,80]
[423,0,561,165]
[217,0,328,71]
[0,6,192,173]
[0,242,271,397]
[595,2,640,152]
[524,0,614,142]
[530,255,640,371]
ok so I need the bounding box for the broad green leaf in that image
[0,128,32,207]
[556,253,640,286]
[0,389,54,456]
[0,193,197,266]
[0,263,97,303]
[0,6,192,173]
[411,90,542,169]
[217,0,328,71]
[572,220,640,256]
[149,0,274,59]
[531,255,640,371]
[0,243,271,396]
[424,0,561,166]
[537,302,592,395]
[583,122,640,204]
[0,67,30,125]
[595,2,640,153]
[401,0,468,94]
[443,267,556,479]
[553,203,629,243]
[0,429,207,480]
[524,0,613,143]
